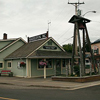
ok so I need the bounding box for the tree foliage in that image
[62,44,73,53]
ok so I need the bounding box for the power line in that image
[60,36,73,44]
[57,26,72,40]
[51,7,73,31]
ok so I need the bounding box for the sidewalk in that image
[0,77,100,90]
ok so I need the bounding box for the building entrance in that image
[56,59,61,75]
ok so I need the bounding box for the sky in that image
[0,0,100,45]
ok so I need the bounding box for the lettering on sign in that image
[28,32,48,43]
[43,46,57,50]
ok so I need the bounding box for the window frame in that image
[7,61,12,69]
[0,61,4,69]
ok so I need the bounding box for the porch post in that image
[26,59,31,78]
[44,65,46,79]
[44,59,46,79]
[69,59,71,75]
[29,59,31,77]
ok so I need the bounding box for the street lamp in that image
[82,11,96,16]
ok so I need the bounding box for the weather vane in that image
[48,21,51,34]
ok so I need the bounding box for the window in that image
[62,59,66,67]
[0,62,3,69]
[38,59,52,69]
[46,59,52,68]
[85,60,90,64]
[7,61,12,68]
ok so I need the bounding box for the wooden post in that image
[90,62,92,76]
[98,61,100,74]
[97,61,100,74]
[26,59,29,77]
[44,59,46,79]
[85,24,96,74]
[76,22,84,76]
[71,24,76,75]
[66,64,68,77]
[69,59,71,75]
[54,65,56,76]
[44,65,46,79]
[83,29,85,74]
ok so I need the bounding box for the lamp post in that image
[82,11,96,16]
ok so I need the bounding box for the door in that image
[56,59,61,75]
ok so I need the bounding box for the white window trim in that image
[7,61,12,69]
[0,61,4,69]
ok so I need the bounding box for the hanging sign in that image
[28,32,48,43]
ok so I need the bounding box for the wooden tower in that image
[69,15,96,76]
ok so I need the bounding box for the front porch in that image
[26,58,71,78]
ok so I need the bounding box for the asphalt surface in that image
[0,83,100,100]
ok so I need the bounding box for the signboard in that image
[43,46,57,50]
[28,32,48,43]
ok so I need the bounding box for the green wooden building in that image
[1,33,78,78]
[0,33,26,73]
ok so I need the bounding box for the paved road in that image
[0,84,100,100]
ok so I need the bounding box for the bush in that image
[9,72,13,77]
[74,65,80,76]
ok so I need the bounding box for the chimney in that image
[3,33,7,39]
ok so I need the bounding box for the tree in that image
[62,44,73,53]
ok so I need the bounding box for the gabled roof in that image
[69,15,91,24]
[91,39,100,44]
[5,37,66,59]
[0,38,26,53]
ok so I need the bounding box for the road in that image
[0,84,100,100]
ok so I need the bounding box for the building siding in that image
[0,39,26,72]
[5,59,26,77]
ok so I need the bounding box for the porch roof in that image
[28,50,74,59]
[5,50,79,59]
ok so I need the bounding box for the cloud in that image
[0,0,100,45]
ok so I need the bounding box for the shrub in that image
[74,65,80,76]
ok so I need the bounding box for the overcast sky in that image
[0,0,100,45]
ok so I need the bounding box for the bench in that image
[0,70,12,76]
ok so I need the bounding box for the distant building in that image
[91,39,100,69]
[91,39,100,55]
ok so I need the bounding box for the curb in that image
[0,81,100,90]
[28,85,72,89]
[0,83,14,85]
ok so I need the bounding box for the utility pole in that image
[68,1,84,16]
[68,0,84,76]
[68,1,84,55]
